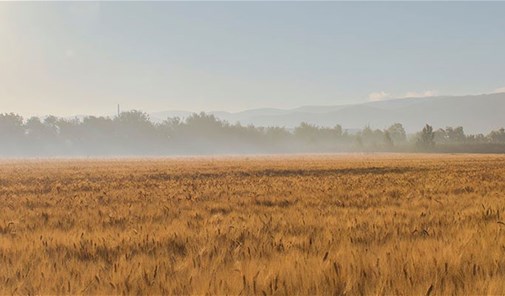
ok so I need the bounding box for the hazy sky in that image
[1,2,505,116]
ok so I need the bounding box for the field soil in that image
[1,154,505,294]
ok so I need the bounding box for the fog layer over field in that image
[1,111,505,157]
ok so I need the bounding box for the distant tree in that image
[488,128,505,143]
[294,122,319,143]
[184,112,226,134]
[355,135,363,149]
[80,116,115,154]
[56,117,82,150]
[383,130,394,148]
[82,116,114,135]
[359,125,384,148]
[361,125,373,140]
[386,123,407,144]
[466,133,487,144]
[446,126,466,143]
[26,116,56,141]
[56,117,81,138]
[23,116,61,154]
[44,115,59,130]
[115,110,152,132]
[333,124,343,137]
[2,109,504,156]
[293,122,344,150]
[265,126,291,142]
[0,113,24,138]
[114,110,158,153]
[157,117,182,139]
[435,126,467,144]
[416,124,435,150]
[434,128,447,143]
[0,113,25,154]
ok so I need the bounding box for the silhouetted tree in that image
[434,126,467,144]
[383,130,394,148]
[0,111,504,156]
[294,122,319,143]
[333,124,343,137]
[359,125,384,148]
[0,113,25,155]
[416,124,435,150]
[80,116,115,154]
[0,113,24,138]
[488,128,505,143]
[447,126,465,143]
[386,123,406,144]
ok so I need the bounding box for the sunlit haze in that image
[1,2,505,117]
[2,3,505,294]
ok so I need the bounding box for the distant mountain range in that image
[149,93,505,134]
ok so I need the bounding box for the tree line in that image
[1,111,505,156]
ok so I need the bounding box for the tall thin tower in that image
[117,104,120,117]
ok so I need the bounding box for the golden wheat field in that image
[1,154,505,295]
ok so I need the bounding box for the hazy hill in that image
[150,93,505,133]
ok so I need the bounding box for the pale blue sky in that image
[1,2,505,116]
